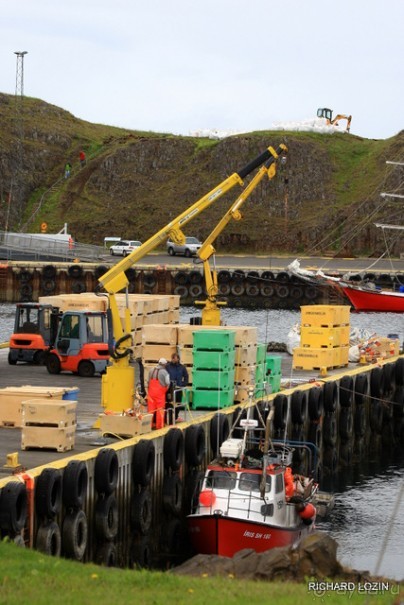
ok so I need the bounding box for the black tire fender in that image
[230,283,245,296]
[339,408,353,441]
[0,481,27,534]
[370,366,385,398]
[323,447,338,475]
[210,413,230,456]
[273,394,288,429]
[95,265,108,279]
[42,265,56,279]
[308,387,324,420]
[354,373,368,406]
[42,278,56,293]
[130,535,151,569]
[189,270,203,285]
[63,460,88,509]
[382,363,396,395]
[185,469,204,514]
[354,405,366,437]
[275,285,289,299]
[95,493,119,540]
[323,381,337,413]
[260,284,275,297]
[392,386,404,418]
[395,357,404,386]
[173,286,189,298]
[174,271,189,286]
[96,541,117,567]
[163,428,184,472]
[71,280,86,294]
[291,390,307,424]
[369,400,383,433]
[307,421,322,449]
[322,413,337,447]
[339,375,354,408]
[143,273,156,288]
[245,284,259,297]
[36,521,61,556]
[62,509,88,560]
[185,424,206,467]
[189,284,203,298]
[131,488,152,535]
[217,270,231,284]
[132,440,155,487]
[162,474,183,516]
[35,468,62,518]
[68,265,83,278]
[94,448,119,495]
[162,518,183,556]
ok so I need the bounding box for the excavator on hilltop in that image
[96,143,287,412]
[317,107,352,132]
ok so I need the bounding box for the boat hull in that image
[188,514,308,557]
[340,284,404,312]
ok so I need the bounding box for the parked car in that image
[166,236,202,257]
[110,240,142,257]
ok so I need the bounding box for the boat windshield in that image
[239,472,271,493]
[206,470,237,490]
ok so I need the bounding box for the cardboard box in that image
[21,425,76,452]
[21,399,77,427]
[99,413,153,437]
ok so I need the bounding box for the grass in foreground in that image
[0,541,401,605]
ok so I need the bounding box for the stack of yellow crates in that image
[293,305,350,370]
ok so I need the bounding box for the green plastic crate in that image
[255,365,265,383]
[266,355,282,375]
[268,374,282,393]
[193,330,235,352]
[191,387,235,409]
[192,369,235,390]
[256,343,267,364]
[193,349,235,370]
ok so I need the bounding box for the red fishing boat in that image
[187,410,331,557]
[332,281,404,313]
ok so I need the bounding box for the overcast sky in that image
[1,0,403,140]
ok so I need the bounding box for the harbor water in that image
[0,302,403,580]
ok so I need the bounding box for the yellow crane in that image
[97,144,286,412]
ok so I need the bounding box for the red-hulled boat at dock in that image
[187,411,332,557]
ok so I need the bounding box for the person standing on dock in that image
[147,358,170,430]
[166,353,188,424]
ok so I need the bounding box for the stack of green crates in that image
[266,354,282,393]
[192,330,235,409]
[254,343,267,398]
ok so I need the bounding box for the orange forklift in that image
[8,303,58,365]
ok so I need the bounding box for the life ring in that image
[35,468,62,518]
[68,265,83,278]
[132,440,155,487]
[143,273,156,288]
[95,265,108,279]
[339,408,353,440]
[260,284,275,297]
[291,390,307,424]
[218,283,231,296]
[275,285,289,299]
[370,367,385,398]
[42,278,56,294]
[273,394,288,429]
[131,487,152,535]
[245,284,259,297]
[130,535,151,569]
[323,381,337,413]
[308,422,322,449]
[95,493,119,540]
[163,428,184,472]
[94,448,119,495]
[322,413,337,447]
[189,284,203,298]
[369,400,383,433]
[304,286,318,300]
[339,375,353,408]
[354,373,368,406]
[184,469,204,514]
[217,270,231,284]
[96,541,117,567]
[308,387,324,420]
[42,265,56,279]
[0,481,27,534]
[232,270,245,283]
[71,280,86,294]
[395,358,404,386]
[41,222,48,232]
[392,386,404,418]
[322,447,338,475]
[354,405,366,437]
[210,413,230,456]
[173,285,189,298]
[63,460,88,509]
[62,509,88,561]
[230,283,245,296]
[246,271,260,284]
[36,521,61,556]
[185,424,206,467]
[189,270,203,285]
[174,271,189,286]
[162,473,183,516]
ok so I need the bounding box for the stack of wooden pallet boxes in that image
[292,305,350,370]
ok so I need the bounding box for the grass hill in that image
[1,92,403,256]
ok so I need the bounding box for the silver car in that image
[110,240,142,257]
[166,236,202,257]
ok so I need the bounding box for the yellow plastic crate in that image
[334,346,349,367]
[301,305,350,327]
[300,325,350,348]
[293,347,336,370]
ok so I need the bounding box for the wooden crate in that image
[142,344,177,364]
[21,399,77,427]
[0,386,71,428]
[179,347,193,365]
[234,365,256,384]
[142,324,177,345]
[301,305,350,327]
[234,346,258,367]
[99,413,153,437]
[39,294,107,312]
[168,309,180,324]
[21,425,76,452]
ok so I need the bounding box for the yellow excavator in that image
[97,144,287,412]
[317,108,352,132]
